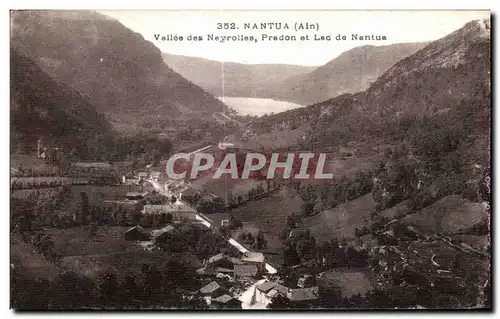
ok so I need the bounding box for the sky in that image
[101,10,489,66]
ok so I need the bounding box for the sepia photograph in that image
[9,9,491,310]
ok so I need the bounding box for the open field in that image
[11,154,61,176]
[61,250,201,280]
[298,193,376,244]
[210,187,303,247]
[401,195,488,235]
[325,154,383,180]
[318,267,374,298]
[11,234,60,280]
[44,226,143,257]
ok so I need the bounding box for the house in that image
[206,253,242,270]
[151,225,177,242]
[150,171,161,181]
[199,281,226,298]
[234,264,260,279]
[210,294,242,309]
[297,274,316,288]
[137,172,148,181]
[125,225,150,241]
[142,201,197,222]
[180,187,197,203]
[287,287,320,304]
[122,174,140,185]
[254,281,288,306]
[241,252,265,271]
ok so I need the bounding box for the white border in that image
[1,1,498,318]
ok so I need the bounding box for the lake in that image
[218,97,304,116]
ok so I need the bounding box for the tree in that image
[268,293,292,309]
[47,271,97,309]
[89,223,98,238]
[98,272,119,305]
[78,192,90,224]
[302,201,315,216]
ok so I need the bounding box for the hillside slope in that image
[278,42,428,105]
[11,49,111,153]
[10,11,228,133]
[251,19,490,150]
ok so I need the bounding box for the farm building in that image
[205,253,243,269]
[151,225,177,242]
[241,252,265,271]
[254,281,319,306]
[211,294,242,309]
[150,171,161,181]
[287,286,320,304]
[124,225,150,241]
[142,200,197,222]
[199,281,226,298]
[137,172,148,181]
[254,281,288,306]
[234,264,260,279]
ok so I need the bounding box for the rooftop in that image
[143,201,197,215]
[234,264,259,277]
[199,281,221,294]
[211,294,237,304]
[151,225,176,238]
[125,225,149,235]
[287,287,319,301]
[241,251,265,263]
[256,281,287,293]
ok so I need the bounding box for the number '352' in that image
[217,23,236,29]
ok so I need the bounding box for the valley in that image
[9,10,491,311]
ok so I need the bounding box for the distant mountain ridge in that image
[10,10,228,133]
[277,42,429,105]
[163,43,428,106]
[162,53,316,99]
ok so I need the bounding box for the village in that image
[11,139,325,309]
[118,168,322,309]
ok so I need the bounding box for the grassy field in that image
[318,267,374,298]
[210,187,303,249]
[298,193,377,244]
[191,175,269,201]
[61,250,201,280]
[11,154,61,176]
[11,234,60,280]
[45,226,143,257]
[401,195,488,235]
[13,225,202,282]
[325,154,383,180]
